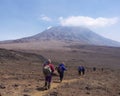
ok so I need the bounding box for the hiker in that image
[78,66,85,75]
[101,68,103,71]
[56,62,67,82]
[43,59,55,90]
[93,67,96,71]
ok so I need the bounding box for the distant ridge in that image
[0,26,120,47]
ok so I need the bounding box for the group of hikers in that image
[42,59,85,90]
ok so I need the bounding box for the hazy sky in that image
[0,0,120,42]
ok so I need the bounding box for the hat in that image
[46,59,51,64]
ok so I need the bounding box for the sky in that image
[0,0,120,42]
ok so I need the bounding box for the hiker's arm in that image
[63,66,67,71]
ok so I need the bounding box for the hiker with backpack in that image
[43,59,55,90]
[78,66,85,75]
[56,62,67,82]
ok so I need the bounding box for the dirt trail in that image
[32,77,84,96]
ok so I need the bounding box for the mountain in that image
[1,26,120,47]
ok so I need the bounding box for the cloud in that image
[47,26,52,29]
[39,15,52,22]
[59,16,119,28]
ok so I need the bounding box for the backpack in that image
[43,65,52,76]
[57,66,63,73]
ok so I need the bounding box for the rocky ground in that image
[0,45,120,96]
[0,65,120,96]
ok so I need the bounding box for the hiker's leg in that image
[48,82,51,89]
[44,76,50,90]
[78,71,80,75]
[79,71,82,75]
[44,76,47,87]
[60,72,64,82]
[45,76,51,90]
[83,70,85,75]
[48,75,52,89]
[60,73,62,81]
[61,73,64,81]
[58,74,60,81]
[80,71,82,75]
[44,81,47,87]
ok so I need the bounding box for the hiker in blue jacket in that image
[57,62,67,82]
[78,66,85,75]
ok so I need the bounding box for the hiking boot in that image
[60,80,62,83]
[43,82,47,90]
[60,78,63,83]
[44,86,48,90]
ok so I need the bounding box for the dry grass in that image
[0,42,120,96]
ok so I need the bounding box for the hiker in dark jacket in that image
[43,59,55,90]
[57,62,67,82]
[78,66,85,75]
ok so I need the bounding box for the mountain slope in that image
[24,26,120,47]
[1,26,120,47]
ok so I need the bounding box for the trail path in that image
[32,77,84,96]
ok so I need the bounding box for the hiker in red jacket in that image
[43,59,55,90]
